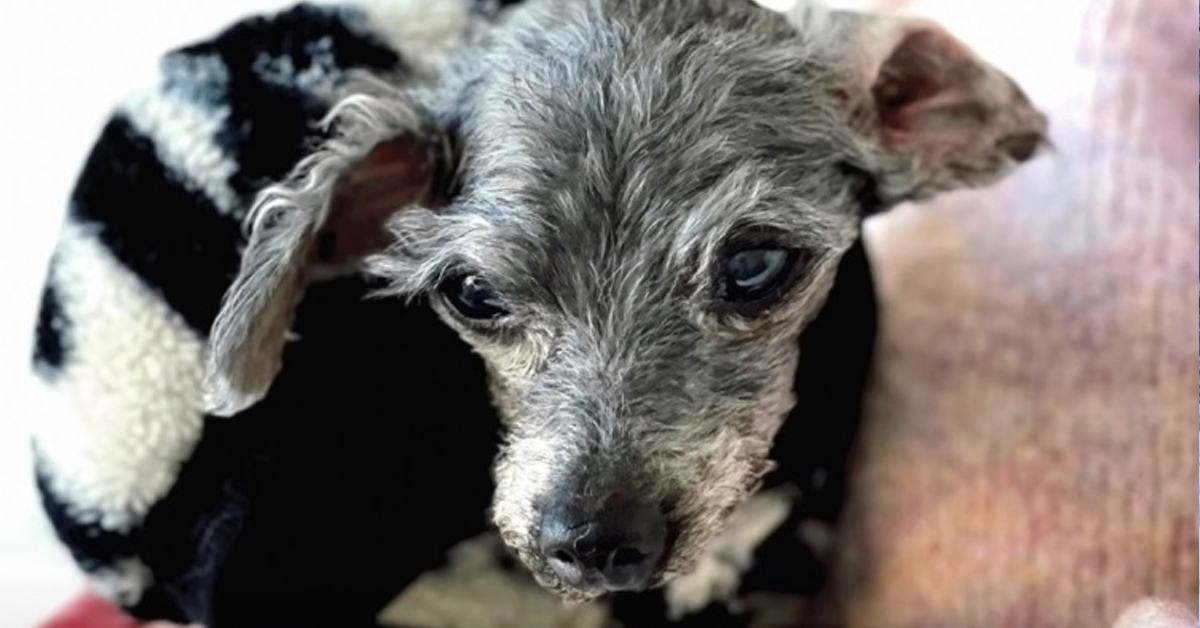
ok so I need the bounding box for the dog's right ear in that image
[204,92,449,417]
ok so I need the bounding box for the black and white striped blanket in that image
[30,2,871,625]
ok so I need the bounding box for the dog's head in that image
[206,0,1045,600]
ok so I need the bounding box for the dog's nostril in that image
[611,547,646,568]
[572,534,597,555]
[553,550,576,565]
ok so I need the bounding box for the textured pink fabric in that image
[831,0,1198,626]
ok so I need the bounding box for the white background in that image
[0,1,1077,625]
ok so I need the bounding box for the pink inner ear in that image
[321,137,438,264]
[871,28,986,149]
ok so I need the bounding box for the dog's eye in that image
[720,247,797,309]
[440,274,509,320]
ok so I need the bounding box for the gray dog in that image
[34,0,1044,624]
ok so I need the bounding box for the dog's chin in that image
[518,553,672,602]
[557,584,608,604]
[546,578,662,603]
[533,564,676,603]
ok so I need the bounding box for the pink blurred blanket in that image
[832,0,1198,625]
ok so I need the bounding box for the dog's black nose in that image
[538,495,667,591]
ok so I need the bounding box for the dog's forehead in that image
[432,0,862,313]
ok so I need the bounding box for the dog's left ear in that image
[205,94,449,417]
[798,6,1048,208]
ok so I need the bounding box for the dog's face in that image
[393,1,864,597]
[206,0,1045,601]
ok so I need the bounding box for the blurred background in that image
[0,1,1193,626]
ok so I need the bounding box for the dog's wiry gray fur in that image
[207,0,1045,601]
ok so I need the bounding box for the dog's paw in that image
[665,487,794,620]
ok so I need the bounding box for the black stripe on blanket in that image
[172,3,404,198]
[68,115,242,335]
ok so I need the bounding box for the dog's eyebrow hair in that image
[661,164,821,277]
